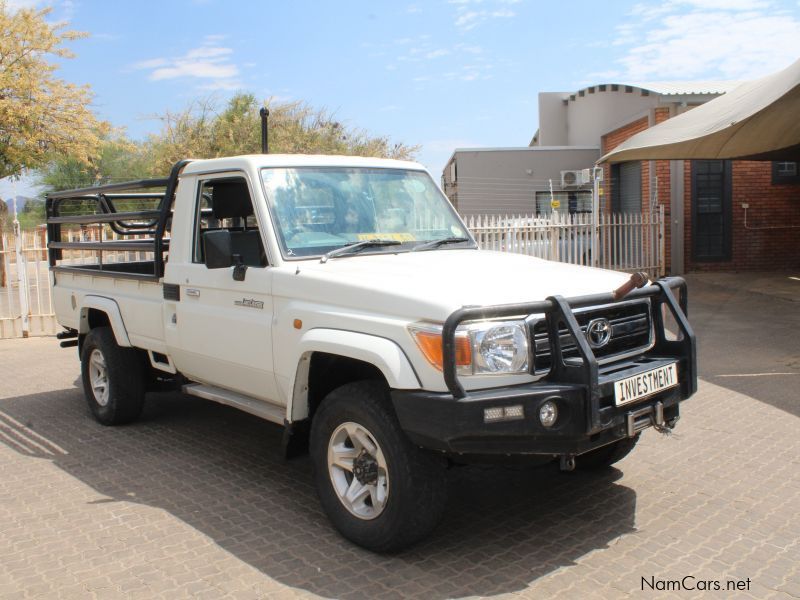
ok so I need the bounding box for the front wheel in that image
[310,381,447,552]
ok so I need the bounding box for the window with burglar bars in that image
[772,161,800,184]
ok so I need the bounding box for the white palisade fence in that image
[464,207,665,277]
[2,207,665,339]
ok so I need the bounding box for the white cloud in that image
[385,34,492,85]
[185,46,232,60]
[454,43,483,54]
[406,4,422,13]
[134,58,169,70]
[450,0,518,31]
[605,0,800,81]
[443,61,494,82]
[133,36,241,89]
[425,49,450,59]
[671,0,769,9]
[391,36,484,64]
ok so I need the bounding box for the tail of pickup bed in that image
[46,160,190,281]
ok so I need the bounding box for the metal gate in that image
[0,226,57,338]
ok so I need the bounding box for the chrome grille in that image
[530,300,652,372]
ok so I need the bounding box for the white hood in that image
[276,249,633,322]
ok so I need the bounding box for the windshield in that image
[260,167,472,258]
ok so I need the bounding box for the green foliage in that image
[146,93,420,174]
[31,93,420,227]
[17,198,44,228]
[37,134,152,191]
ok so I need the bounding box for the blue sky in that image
[3,0,800,200]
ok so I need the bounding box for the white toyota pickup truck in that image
[47,154,696,552]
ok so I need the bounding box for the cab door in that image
[163,173,280,404]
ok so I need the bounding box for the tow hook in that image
[627,400,676,437]
[559,454,576,472]
[655,415,680,436]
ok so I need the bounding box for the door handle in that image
[186,288,200,297]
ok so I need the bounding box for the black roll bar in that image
[46,160,192,279]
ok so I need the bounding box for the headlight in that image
[409,320,529,376]
[470,321,529,374]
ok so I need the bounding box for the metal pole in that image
[592,166,601,268]
[12,188,30,338]
[260,107,270,154]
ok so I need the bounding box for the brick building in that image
[444,81,800,273]
[601,106,800,273]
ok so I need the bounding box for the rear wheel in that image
[577,434,640,470]
[80,327,145,425]
[310,380,447,552]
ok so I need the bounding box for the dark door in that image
[611,161,642,213]
[691,160,732,261]
[610,161,643,266]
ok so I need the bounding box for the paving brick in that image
[1,323,798,599]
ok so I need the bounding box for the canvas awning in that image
[600,58,800,163]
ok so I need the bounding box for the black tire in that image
[310,380,447,553]
[80,327,146,425]
[577,434,640,470]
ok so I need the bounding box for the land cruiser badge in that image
[234,298,264,310]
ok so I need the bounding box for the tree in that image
[37,133,151,191]
[145,93,419,174]
[34,93,420,225]
[0,3,107,179]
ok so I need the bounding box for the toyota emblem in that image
[586,318,612,348]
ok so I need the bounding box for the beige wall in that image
[539,88,660,147]
[444,147,600,216]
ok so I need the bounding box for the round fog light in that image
[539,400,558,427]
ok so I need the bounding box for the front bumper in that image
[392,357,684,455]
[391,277,696,457]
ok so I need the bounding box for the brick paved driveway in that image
[1,280,798,599]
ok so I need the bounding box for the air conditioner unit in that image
[560,170,582,187]
[561,169,594,187]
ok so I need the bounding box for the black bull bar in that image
[441,277,697,435]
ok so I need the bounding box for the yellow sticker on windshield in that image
[357,233,417,242]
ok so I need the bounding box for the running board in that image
[182,383,285,425]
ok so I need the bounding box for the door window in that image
[193,177,268,267]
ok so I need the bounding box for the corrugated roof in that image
[628,81,741,96]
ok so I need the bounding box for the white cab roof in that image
[182,154,427,175]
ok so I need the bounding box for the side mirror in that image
[203,230,233,269]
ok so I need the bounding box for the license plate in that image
[614,363,678,407]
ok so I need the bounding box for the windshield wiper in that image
[320,239,402,263]
[412,236,474,252]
